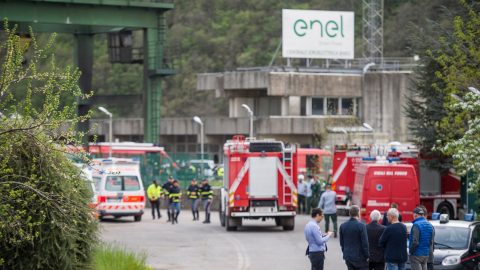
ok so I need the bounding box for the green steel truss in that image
[0,0,174,143]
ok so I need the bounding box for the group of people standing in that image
[305,204,434,270]
[299,174,339,239]
[146,177,214,225]
[297,175,324,215]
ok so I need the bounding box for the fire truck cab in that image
[219,136,298,231]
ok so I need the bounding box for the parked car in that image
[405,214,480,269]
[190,159,215,179]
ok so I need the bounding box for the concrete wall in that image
[92,118,143,136]
[268,72,363,97]
[90,70,415,148]
[363,71,413,142]
[223,71,268,90]
[199,71,363,98]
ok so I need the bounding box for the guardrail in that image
[237,57,420,73]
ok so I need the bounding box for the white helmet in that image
[298,175,305,180]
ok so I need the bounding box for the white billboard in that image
[282,9,354,59]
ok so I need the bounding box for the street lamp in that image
[339,127,348,144]
[363,122,373,131]
[241,104,254,138]
[363,122,374,146]
[98,106,113,158]
[361,62,376,121]
[193,116,204,178]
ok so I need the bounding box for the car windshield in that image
[434,226,470,249]
[105,176,141,191]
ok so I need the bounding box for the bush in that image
[93,245,152,270]
[0,22,97,269]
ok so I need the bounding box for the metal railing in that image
[238,57,420,74]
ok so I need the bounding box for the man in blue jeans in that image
[304,208,333,270]
[379,208,408,270]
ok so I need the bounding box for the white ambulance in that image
[92,158,146,222]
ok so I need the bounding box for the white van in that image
[92,158,146,222]
[74,163,98,205]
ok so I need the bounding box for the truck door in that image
[366,177,391,212]
[249,157,278,198]
[391,177,418,222]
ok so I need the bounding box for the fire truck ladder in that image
[282,145,296,206]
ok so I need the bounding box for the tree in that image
[440,92,480,184]
[404,4,462,172]
[434,1,480,188]
[0,22,97,268]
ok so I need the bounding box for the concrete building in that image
[90,59,418,160]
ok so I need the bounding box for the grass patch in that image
[93,244,152,270]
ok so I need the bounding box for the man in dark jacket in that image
[366,210,386,270]
[162,177,175,222]
[382,202,402,226]
[340,205,369,270]
[200,179,213,224]
[379,208,408,270]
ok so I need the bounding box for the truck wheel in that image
[275,217,281,226]
[437,201,454,219]
[134,215,142,222]
[218,200,225,227]
[282,217,295,231]
[226,216,237,231]
[220,211,226,227]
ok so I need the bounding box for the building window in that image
[341,98,354,115]
[327,98,339,115]
[312,98,324,115]
[176,145,185,152]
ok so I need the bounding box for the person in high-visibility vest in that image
[187,179,201,221]
[168,180,182,225]
[217,166,224,179]
[162,176,175,222]
[147,180,162,220]
[200,179,214,224]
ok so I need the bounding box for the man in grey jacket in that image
[319,184,338,238]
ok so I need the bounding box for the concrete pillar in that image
[74,34,93,143]
[305,97,312,116]
[281,96,301,116]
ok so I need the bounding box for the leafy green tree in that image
[434,1,480,187]
[440,92,480,183]
[404,4,462,171]
[0,22,97,269]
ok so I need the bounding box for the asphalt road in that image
[100,211,350,270]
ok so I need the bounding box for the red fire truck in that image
[332,142,463,219]
[331,144,373,214]
[219,136,299,231]
[387,143,462,219]
[296,148,332,182]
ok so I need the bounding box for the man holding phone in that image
[304,208,333,270]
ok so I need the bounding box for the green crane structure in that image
[0,0,174,143]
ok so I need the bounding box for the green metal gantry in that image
[0,0,174,143]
